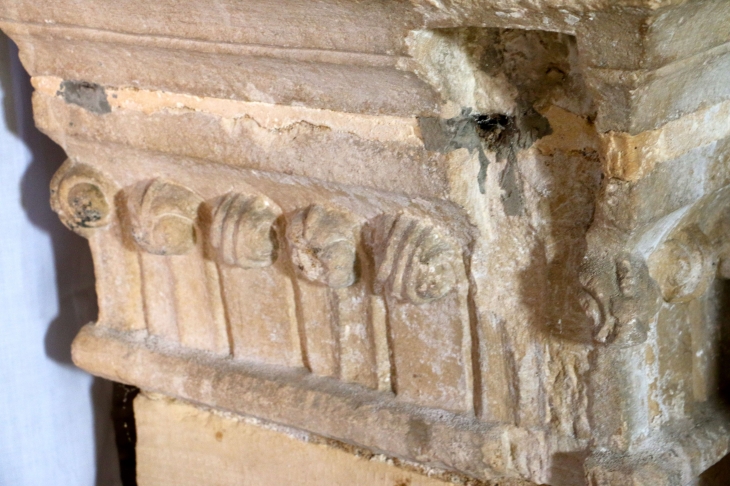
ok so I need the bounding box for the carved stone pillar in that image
[3,0,730,484]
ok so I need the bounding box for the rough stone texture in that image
[3,0,730,484]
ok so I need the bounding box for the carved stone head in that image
[581,252,662,347]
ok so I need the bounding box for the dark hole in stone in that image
[473,113,510,134]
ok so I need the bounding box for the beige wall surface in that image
[135,394,470,486]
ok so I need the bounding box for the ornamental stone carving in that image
[368,213,458,305]
[125,179,203,256]
[581,252,662,348]
[50,159,116,237]
[10,0,730,484]
[648,225,717,304]
[208,192,281,269]
[286,204,359,289]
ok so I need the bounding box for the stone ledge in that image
[72,323,730,485]
[72,323,515,482]
[135,393,534,486]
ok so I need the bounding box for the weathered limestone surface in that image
[3,0,730,484]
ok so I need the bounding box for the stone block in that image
[135,393,477,486]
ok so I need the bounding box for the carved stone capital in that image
[10,0,730,483]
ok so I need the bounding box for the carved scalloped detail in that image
[368,213,457,305]
[209,193,281,268]
[50,159,117,237]
[125,179,203,256]
[286,204,359,288]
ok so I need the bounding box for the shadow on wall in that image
[0,32,126,486]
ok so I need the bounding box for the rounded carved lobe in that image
[209,193,281,268]
[50,159,116,237]
[125,179,203,255]
[286,204,358,288]
[369,214,457,305]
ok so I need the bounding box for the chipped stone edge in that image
[32,75,424,146]
[586,399,730,484]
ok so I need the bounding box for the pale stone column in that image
[2,1,730,484]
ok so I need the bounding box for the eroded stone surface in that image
[5,0,730,484]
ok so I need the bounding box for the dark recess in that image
[112,383,140,486]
